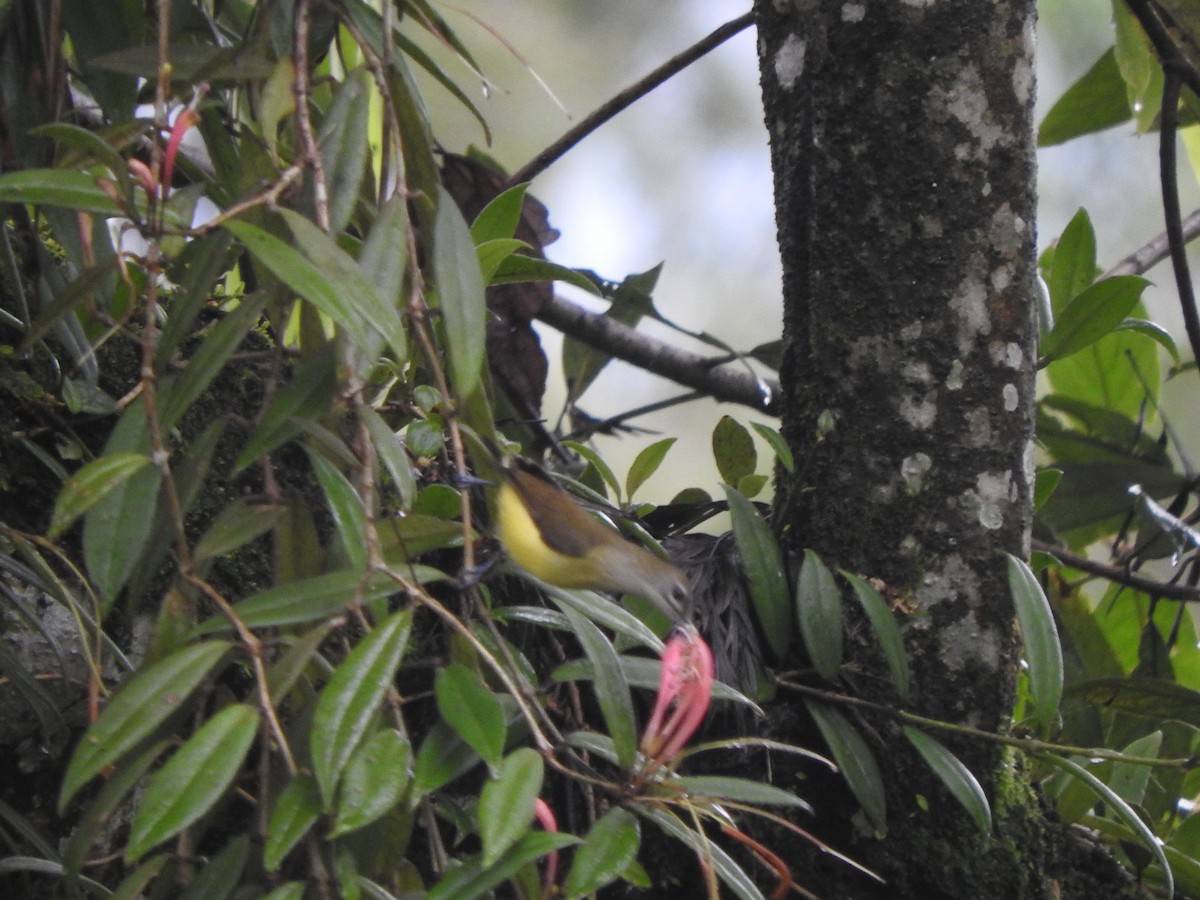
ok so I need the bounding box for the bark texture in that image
[753,2,1140,896]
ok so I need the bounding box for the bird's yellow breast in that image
[496,479,605,589]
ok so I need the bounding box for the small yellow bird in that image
[496,457,691,622]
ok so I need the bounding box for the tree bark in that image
[754,2,1140,896]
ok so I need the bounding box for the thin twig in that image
[1031,537,1200,602]
[1102,207,1200,279]
[506,11,755,187]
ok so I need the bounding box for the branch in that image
[1102,207,1200,278]
[536,292,780,414]
[1031,537,1200,602]
[506,11,755,187]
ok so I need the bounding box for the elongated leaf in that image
[724,485,791,659]
[557,603,638,768]
[1042,753,1173,897]
[280,209,408,362]
[1005,553,1063,730]
[635,807,766,900]
[479,748,544,866]
[264,776,322,871]
[315,67,370,233]
[193,497,286,562]
[48,452,151,539]
[796,550,843,680]
[59,641,231,810]
[902,727,991,834]
[435,664,506,768]
[712,416,757,486]
[470,183,528,243]
[360,406,417,510]
[196,568,438,633]
[305,447,368,572]
[491,253,603,295]
[552,653,762,715]
[476,237,528,284]
[1044,208,1097,311]
[0,168,125,216]
[1109,730,1162,807]
[1039,48,1131,147]
[127,704,260,861]
[177,834,249,900]
[805,700,887,834]
[1065,676,1200,727]
[750,421,793,472]
[432,185,487,398]
[565,807,640,898]
[1041,276,1149,362]
[425,832,579,900]
[413,721,482,794]
[543,586,664,654]
[331,728,411,838]
[841,571,910,700]
[676,775,811,811]
[626,438,676,499]
[235,342,338,470]
[311,610,413,805]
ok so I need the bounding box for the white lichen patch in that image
[774,34,807,91]
[1014,18,1035,105]
[900,0,937,6]
[948,273,991,356]
[964,470,1013,530]
[842,2,866,22]
[964,406,991,447]
[945,359,965,390]
[1002,383,1019,412]
[918,214,944,238]
[940,614,1002,671]
[990,264,1011,292]
[990,203,1027,258]
[901,361,934,385]
[901,453,933,494]
[900,321,923,342]
[1023,439,1036,489]
[915,554,981,614]
[930,64,1008,155]
[988,340,1024,370]
[900,392,938,430]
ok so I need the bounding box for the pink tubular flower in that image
[639,625,714,769]
[161,107,198,200]
[533,797,559,895]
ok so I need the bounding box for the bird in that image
[495,456,691,622]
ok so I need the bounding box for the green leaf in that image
[260,884,306,900]
[48,452,151,539]
[557,602,638,769]
[235,342,338,470]
[126,704,260,862]
[1065,677,1200,727]
[1039,48,1131,147]
[193,497,286,562]
[1005,553,1064,730]
[491,253,603,296]
[0,168,125,216]
[156,291,269,431]
[432,185,487,398]
[1044,208,1097,312]
[543,585,664,654]
[196,568,437,633]
[635,807,766,900]
[311,610,413,806]
[264,776,322,872]
[562,441,621,498]
[413,721,482,794]
[59,641,231,811]
[724,485,791,659]
[1109,730,1162,807]
[359,406,417,510]
[331,728,411,838]
[564,807,640,898]
[1041,276,1149,362]
[626,438,676,499]
[425,832,580,900]
[840,571,910,700]
[1041,753,1173,898]
[434,664,506,768]
[805,700,887,834]
[1034,468,1062,511]
[1112,1,1162,133]
[1115,317,1180,363]
[358,196,410,324]
[177,834,249,900]
[82,402,162,604]
[305,446,368,572]
[479,748,544,866]
[470,182,528,243]
[315,68,371,233]
[712,416,757,486]
[795,550,843,680]
[902,727,991,834]
[750,421,793,472]
[675,775,811,810]
[476,237,529,284]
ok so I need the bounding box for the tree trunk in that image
[753,2,1139,896]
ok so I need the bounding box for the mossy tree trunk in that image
[752,2,1140,896]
